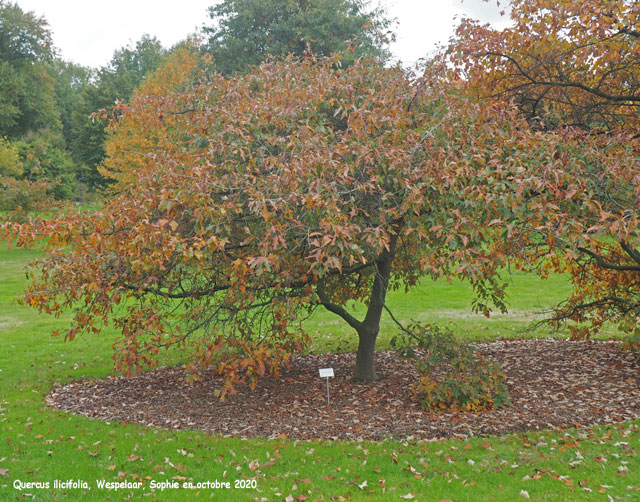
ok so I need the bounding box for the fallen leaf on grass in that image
[401,494,415,500]
[107,465,116,471]
[127,455,140,462]
[88,450,100,457]
[520,490,530,499]
[0,468,8,477]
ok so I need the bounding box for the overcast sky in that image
[14,0,510,68]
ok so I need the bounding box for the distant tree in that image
[0,1,60,138]
[203,0,391,75]
[0,136,21,177]
[0,2,71,210]
[49,60,92,153]
[0,0,52,62]
[16,130,75,200]
[71,35,167,188]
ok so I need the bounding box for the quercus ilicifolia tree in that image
[2,47,555,395]
[450,0,640,339]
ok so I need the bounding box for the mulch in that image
[46,339,640,441]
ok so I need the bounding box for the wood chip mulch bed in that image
[46,339,640,441]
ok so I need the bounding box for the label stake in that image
[318,368,334,406]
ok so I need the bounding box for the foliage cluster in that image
[393,323,510,412]
[0,132,74,212]
[70,35,168,187]
[0,177,53,214]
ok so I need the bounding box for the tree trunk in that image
[353,326,379,381]
[317,227,401,383]
[352,233,398,382]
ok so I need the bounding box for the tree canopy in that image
[0,1,74,210]
[0,0,52,62]
[203,0,391,74]
[4,0,640,397]
[4,51,549,393]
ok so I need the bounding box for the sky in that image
[14,0,511,69]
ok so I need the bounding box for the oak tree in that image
[4,51,540,394]
[450,0,640,339]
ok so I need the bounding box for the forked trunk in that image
[352,233,398,381]
[317,227,401,384]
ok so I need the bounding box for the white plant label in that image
[319,368,334,378]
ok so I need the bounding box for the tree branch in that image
[620,240,640,265]
[485,51,640,104]
[316,279,362,331]
[577,246,640,271]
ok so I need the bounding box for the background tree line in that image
[0,0,390,210]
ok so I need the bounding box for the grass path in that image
[1,246,639,501]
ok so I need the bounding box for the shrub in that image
[622,327,640,360]
[15,135,75,200]
[0,137,23,178]
[0,177,54,213]
[392,322,510,412]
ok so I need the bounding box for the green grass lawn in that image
[1,245,639,501]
